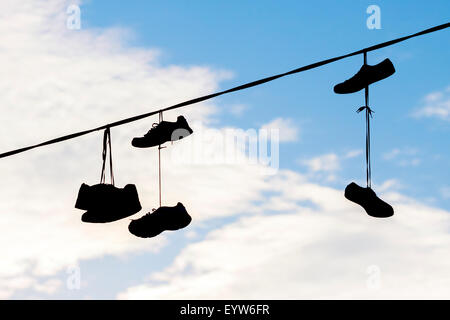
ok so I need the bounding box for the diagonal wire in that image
[0,22,448,160]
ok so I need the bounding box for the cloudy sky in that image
[0,0,449,299]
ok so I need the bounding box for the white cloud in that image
[118,170,450,299]
[0,276,63,298]
[260,117,299,142]
[229,104,248,117]
[300,153,340,173]
[184,231,199,239]
[344,149,363,159]
[383,147,421,167]
[376,179,403,193]
[398,158,421,167]
[33,279,63,295]
[299,150,364,183]
[0,0,253,297]
[413,86,450,120]
[383,148,400,160]
[440,187,450,199]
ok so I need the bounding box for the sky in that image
[0,0,449,299]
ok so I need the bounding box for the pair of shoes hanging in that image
[129,202,192,238]
[76,183,141,223]
[75,128,142,223]
[334,57,395,218]
[128,114,193,238]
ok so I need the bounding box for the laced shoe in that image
[128,202,192,238]
[75,183,142,223]
[344,182,394,218]
[334,58,395,94]
[131,116,193,148]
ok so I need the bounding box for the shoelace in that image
[142,208,157,218]
[100,127,115,185]
[143,122,161,137]
[356,105,374,188]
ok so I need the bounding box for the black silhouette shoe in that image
[344,182,394,218]
[128,202,192,238]
[334,58,395,94]
[75,183,142,223]
[131,116,193,148]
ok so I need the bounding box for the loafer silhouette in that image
[344,182,394,218]
[132,115,193,148]
[75,183,142,223]
[334,58,395,94]
[128,202,192,238]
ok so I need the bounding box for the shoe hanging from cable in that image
[334,58,395,94]
[75,128,142,223]
[128,202,192,238]
[344,182,393,218]
[131,115,193,148]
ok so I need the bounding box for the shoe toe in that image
[333,83,344,94]
[128,219,164,238]
[128,220,142,236]
[81,212,91,223]
[376,203,394,218]
[81,211,101,223]
[367,193,394,218]
[131,138,142,148]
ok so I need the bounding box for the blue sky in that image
[1,0,450,299]
[81,0,450,207]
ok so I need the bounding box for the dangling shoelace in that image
[356,105,374,189]
[100,127,115,185]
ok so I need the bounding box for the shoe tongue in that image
[359,64,369,73]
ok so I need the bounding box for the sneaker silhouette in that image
[128,202,192,238]
[344,182,394,218]
[334,58,395,94]
[75,183,142,223]
[131,115,193,148]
